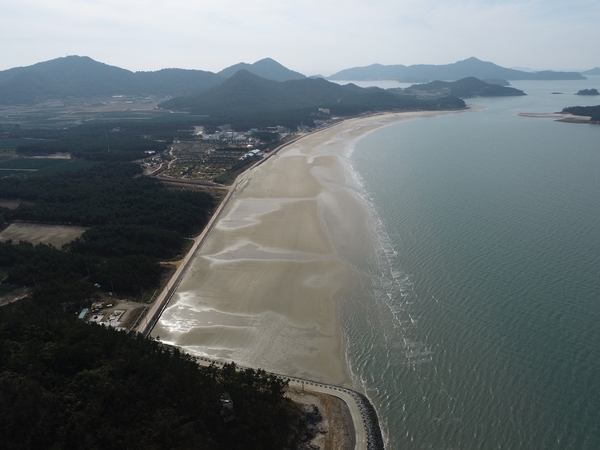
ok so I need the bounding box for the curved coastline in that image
[142,109,469,448]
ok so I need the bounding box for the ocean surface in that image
[342,78,600,449]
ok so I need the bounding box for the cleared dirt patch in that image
[0,200,20,209]
[287,388,354,450]
[0,223,87,247]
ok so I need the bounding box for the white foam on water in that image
[330,126,434,449]
[341,147,433,366]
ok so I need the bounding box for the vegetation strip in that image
[193,355,385,450]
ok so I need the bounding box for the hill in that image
[0,56,140,104]
[400,77,526,98]
[562,105,600,122]
[159,70,466,129]
[328,57,586,82]
[582,67,600,76]
[0,56,309,105]
[575,88,599,96]
[0,56,223,104]
[135,68,224,95]
[218,57,306,81]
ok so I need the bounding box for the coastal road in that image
[135,134,305,338]
[137,129,384,449]
[190,356,374,450]
[287,379,368,450]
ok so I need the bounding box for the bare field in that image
[0,223,87,247]
[287,388,354,450]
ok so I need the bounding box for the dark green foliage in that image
[13,121,194,161]
[65,225,185,259]
[0,157,95,179]
[0,162,212,234]
[92,255,162,296]
[400,77,526,98]
[0,301,305,450]
[252,131,280,143]
[160,70,467,130]
[1,241,87,285]
[0,162,214,301]
[0,239,165,303]
[0,240,96,305]
[562,105,600,122]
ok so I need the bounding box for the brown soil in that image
[0,223,87,247]
[287,388,354,450]
[120,306,147,330]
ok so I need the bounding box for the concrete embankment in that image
[194,355,385,450]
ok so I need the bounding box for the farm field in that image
[0,223,87,247]
[0,157,95,178]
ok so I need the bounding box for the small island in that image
[561,105,600,123]
[575,88,599,96]
[393,77,526,99]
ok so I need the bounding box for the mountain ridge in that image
[218,57,306,82]
[0,55,227,104]
[329,57,586,82]
[399,77,526,98]
[159,70,466,129]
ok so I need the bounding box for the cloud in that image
[1,0,599,73]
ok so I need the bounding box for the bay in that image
[345,78,600,449]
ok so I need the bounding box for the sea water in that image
[342,79,600,449]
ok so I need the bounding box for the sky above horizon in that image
[2,0,599,75]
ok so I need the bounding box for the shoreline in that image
[518,112,591,123]
[140,109,469,449]
[146,108,467,385]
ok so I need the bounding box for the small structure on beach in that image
[219,392,236,423]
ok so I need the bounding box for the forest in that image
[9,121,196,161]
[0,159,312,448]
[160,70,467,130]
[562,104,600,122]
[0,162,213,302]
[0,300,309,449]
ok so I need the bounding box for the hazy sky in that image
[2,0,599,75]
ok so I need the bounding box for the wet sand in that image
[152,111,460,387]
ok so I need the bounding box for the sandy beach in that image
[151,110,460,387]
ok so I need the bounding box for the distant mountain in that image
[483,78,510,86]
[575,88,599,96]
[135,68,224,96]
[159,70,465,129]
[330,63,409,81]
[582,67,600,76]
[218,58,306,82]
[0,56,139,104]
[329,57,586,82]
[510,66,535,72]
[400,77,526,98]
[0,56,224,104]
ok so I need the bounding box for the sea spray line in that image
[343,146,432,366]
